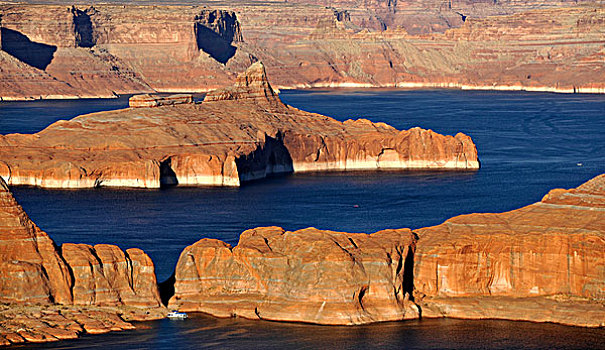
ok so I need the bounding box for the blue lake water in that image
[1,89,604,349]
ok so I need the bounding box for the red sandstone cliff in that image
[0,176,163,345]
[0,177,72,305]
[412,174,605,326]
[1,170,604,345]
[166,174,605,327]
[168,226,420,325]
[0,3,603,100]
[0,62,479,189]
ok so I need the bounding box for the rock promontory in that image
[0,176,164,345]
[0,62,479,189]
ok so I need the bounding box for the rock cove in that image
[0,2,603,100]
[0,62,479,189]
[1,172,603,345]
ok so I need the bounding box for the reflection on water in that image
[3,89,605,348]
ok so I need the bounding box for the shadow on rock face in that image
[1,27,57,70]
[195,24,237,64]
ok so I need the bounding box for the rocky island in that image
[1,172,603,345]
[0,62,479,189]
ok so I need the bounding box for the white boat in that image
[167,310,188,319]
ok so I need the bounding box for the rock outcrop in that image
[413,174,605,327]
[0,177,73,304]
[62,244,161,308]
[129,94,193,108]
[0,176,164,345]
[168,226,419,325]
[0,62,479,189]
[1,3,603,100]
[203,61,280,103]
[166,174,605,327]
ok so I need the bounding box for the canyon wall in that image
[1,170,603,345]
[0,175,163,344]
[0,175,161,307]
[413,174,605,326]
[168,226,420,325]
[1,2,603,100]
[0,62,479,189]
[166,174,605,327]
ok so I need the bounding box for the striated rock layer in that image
[168,226,420,325]
[0,176,162,307]
[0,3,603,100]
[0,62,479,189]
[413,174,605,327]
[168,174,605,327]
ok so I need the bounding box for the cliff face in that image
[0,176,161,308]
[0,62,479,189]
[1,3,603,100]
[0,177,73,304]
[0,5,248,99]
[0,175,164,344]
[166,174,605,327]
[168,226,420,325]
[413,174,605,326]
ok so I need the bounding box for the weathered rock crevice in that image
[235,133,294,183]
[72,6,95,48]
[194,10,242,64]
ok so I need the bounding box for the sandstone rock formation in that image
[413,174,605,327]
[0,176,164,345]
[0,62,479,189]
[129,94,193,108]
[167,174,605,327]
[0,176,73,304]
[0,3,603,100]
[169,226,420,325]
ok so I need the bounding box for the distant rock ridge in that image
[1,4,603,100]
[0,61,479,189]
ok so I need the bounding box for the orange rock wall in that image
[169,227,420,325]
[0,176,161,307]
[413,174,605,300]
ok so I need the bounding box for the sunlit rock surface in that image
[0,3,602,100]
[169,226,420,325]
[414,174,605,327]
[0,62,479,189]
[0,176,164,345]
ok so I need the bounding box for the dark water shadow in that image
[1,28,57,70]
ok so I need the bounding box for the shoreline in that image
[2,83,604,102]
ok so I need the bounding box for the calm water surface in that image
[1,89,604,349]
